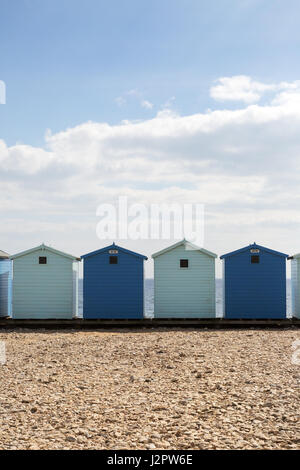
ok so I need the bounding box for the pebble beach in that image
[0,329,299,450]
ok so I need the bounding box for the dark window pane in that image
[109,256,118,264]
[39,257,47,265]
[251,255,260,264]
[180,259,189,268]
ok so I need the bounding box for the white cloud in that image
[0,80,6,104]
[162,96,176,109]
[2,76,300,274]
[115,96,126,107]
[210,76,300,104]
[126,89,140,97]
[141,100,153,110]
[115,89,154,110]
[210,75,277,103]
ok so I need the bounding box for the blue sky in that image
[1,0,300,276]
[2,0,300,146]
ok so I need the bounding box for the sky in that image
[1,0,300,276]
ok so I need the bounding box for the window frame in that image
[180,259,189,269]
[251,255,260,264]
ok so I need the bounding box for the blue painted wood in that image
[0,252,12,318]
[220,243,288,319]
[82,244,147,319]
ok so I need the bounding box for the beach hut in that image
[220,243,288,319]
[82,243,147,319]
[289,253,300,319]
[152,239,217,318]
[11,244,80,319]
[0,250,12,318]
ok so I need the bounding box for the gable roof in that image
[288,253,300,260]
[220,243,289,260]
[81,243,148,260]
[152,239,217,259]
[10,244,81,261]
[0,250,10,259]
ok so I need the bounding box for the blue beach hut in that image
[220,243,288,319]
[0,250,12,318]
[82,243,148,319]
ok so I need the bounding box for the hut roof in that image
[220,243,288,260]
[10,244,81,261]
[0,250,10,259]
[152,239,217,259]
[81,243,148,260]
[288,253,300,260]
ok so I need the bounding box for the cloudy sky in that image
[1,0,300,276]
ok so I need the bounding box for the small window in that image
[180,259,189,268]
[39,256,47,265]
[251,255,260,264]
[109,256,118,265]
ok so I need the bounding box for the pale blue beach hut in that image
[289,253,300,319]
[152,239,217,318]
[11,244,80,319]
[0,250,12,318]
